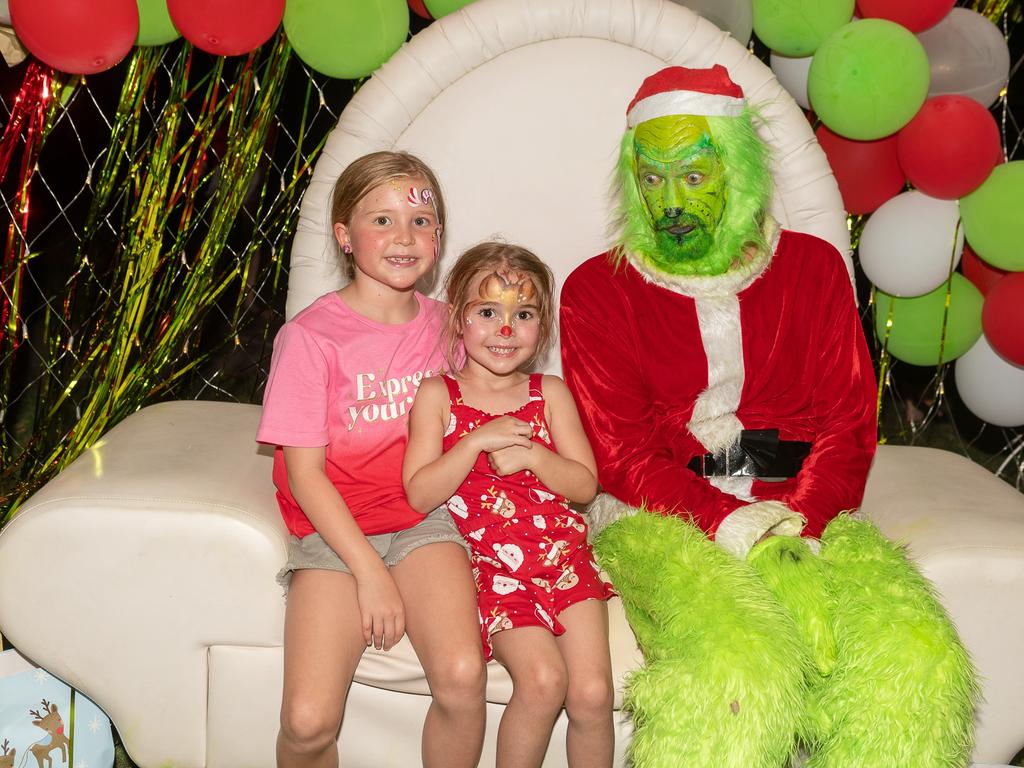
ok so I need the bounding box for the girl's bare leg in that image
[556,600,615,768]
[491,627,568,768]
[392,542,487,768]
[277,569,367,768]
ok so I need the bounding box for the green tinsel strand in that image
[2,35,300,520]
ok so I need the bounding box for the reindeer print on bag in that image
[29,699,70,768]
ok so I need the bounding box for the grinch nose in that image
[499,325,513,337]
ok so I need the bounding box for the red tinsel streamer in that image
[0,60,55,350]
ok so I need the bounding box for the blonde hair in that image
[330,151,447,278]
[443,241,556,371]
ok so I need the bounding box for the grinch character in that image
[560,65,977,768]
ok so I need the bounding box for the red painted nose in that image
[499,325,513,337]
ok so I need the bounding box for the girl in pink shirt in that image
[257,152,485,768]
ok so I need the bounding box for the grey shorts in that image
[276,505,469,592]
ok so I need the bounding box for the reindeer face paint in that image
[461,268,542,373]
[466,269,537,335]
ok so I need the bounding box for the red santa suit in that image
[560,227,877,556]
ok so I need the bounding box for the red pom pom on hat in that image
[627,65,746,127]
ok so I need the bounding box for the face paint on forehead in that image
[406,184,442,261]
[407,186,433,207]
[477,270,537,304]
[465,269,539,338]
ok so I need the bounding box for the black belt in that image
[686,429,811,482]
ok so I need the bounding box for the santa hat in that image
[626,64,746,127]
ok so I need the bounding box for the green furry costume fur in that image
[596,512,978,768]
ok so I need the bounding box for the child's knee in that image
[516,658,569,711]
[431,651,488,704]
[279,699,342,754]
[565,672,614,723]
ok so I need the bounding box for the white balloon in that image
[955,335,1024,427]
[917,8,1010,108]
[770,52,812,109]
[670,0,753,45]
[859,191,965,297]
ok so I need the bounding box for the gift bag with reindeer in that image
[0,648,113,768]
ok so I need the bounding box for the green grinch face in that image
[633,114,727,272]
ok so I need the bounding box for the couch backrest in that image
[287,0,849,374]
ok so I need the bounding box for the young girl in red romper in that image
[403,242,615,768]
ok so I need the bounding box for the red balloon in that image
[168,0,284,57]
[961,243,1008,296]
[982,272,1024,366]
[409,0,433,19]
[815,125,906,215]
[856,0,954,33]
[10,0,138,74]
[896,96,1001,200]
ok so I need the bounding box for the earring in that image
[342,243,352,254]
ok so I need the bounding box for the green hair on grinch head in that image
[610,107,773,278]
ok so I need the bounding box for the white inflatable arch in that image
[288,0,849,372]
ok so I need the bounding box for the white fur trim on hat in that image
[627,91,745,127]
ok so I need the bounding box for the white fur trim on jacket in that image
[715,500,806,559]
[585,493,638,542]
[688,293,745,455]
[626,219,781,299]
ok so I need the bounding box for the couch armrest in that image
[863,444,1024,764]
[0,401,286,768]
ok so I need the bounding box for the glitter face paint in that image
[461,269,542,375]
[466,269,537,333]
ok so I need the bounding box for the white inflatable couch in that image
[1,1,1023,766]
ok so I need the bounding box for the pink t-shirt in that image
[256,291,448,537]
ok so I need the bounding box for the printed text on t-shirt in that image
[346,369,436,431]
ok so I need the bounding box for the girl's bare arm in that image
[403,376,533,512]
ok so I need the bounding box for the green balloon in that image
[424,0,474,17]
[284,0,409,79]
[808,19,929,140]
[874,274,983,366]
[960,161,1024,272]
[752,0,853,57]
[136,0,180,46]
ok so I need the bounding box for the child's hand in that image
[469,416,534,453]
[487,445,536,476]
[355,567,406,651]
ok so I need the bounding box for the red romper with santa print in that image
[441,373,615,659]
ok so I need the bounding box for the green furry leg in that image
[595,513,813,768]
[807,516,979,768]
[748,535,837,678]
[747,535,838,746]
